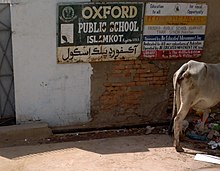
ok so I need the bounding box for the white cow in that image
[169,60,220,152]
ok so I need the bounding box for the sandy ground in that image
[0,134,220,171]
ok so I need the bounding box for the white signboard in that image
[143,3,208,59]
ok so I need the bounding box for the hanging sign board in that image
[142,3,208,59]
[57,2,144,63]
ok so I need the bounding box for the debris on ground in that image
[185,111,220,151]
[39,126,168,144]
[186,131,208,141]
[145,126,155,135]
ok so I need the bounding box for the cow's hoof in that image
[175,146,184,152]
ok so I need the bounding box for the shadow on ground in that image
[0,134,174,159]
[0,132,219,160]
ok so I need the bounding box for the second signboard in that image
[57,2,144,63]
[142,3,208,59]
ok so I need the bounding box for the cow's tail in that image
[168,63,188,135]
[168,73,178,135]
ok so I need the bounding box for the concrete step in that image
[0,122,52,146]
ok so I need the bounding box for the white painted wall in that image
[6,0,92,127]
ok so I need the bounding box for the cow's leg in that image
[174,103,190,152]
[196,109,210,132]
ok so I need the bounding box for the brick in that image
[140,64,151,69]
[124,94,139,100]
[139,77,149,82]
[135,82,149,86]
[133,64,141,69]
[126,108,138,114]
[126,82,136,87]
[124,72,131,77]
[107,76,132,84]
[136,69,148,74]
[101,98,118,105]
[117,86,128,91]
[124,64,134,69]
[105,86,119,91]
[157,81,165,85]
[120,103,139,109]
[153,85,165,88]
[105,86,114,91]
[135,60,142,64]
[100,95,115,101]
[149,65,159,71]
[134,73,140,78]
[133,77,140,81]
[117,60,135,65]
[153,77,161,81]
[147,77,153,81]
[129,69,137,74]
[139,73,154,78]
[113,65,125,70]
[141,60,151,65]
[129,91,145,96]
[102,92,112,96]
[110,73,124,77]
[124,99,140,105]
[125,61,135,65]
[163,69,168,73]
[111,69,122,74]
[159,77,167,81]
[149,80,165,85]
[147,80,155,85]
[111,83,124,87]
[103,83,112,87]
[100,104,115,110]
[153,71,164,77]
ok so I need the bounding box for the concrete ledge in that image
[0,122,52,143]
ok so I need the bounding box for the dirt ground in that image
[0,133,220,171]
